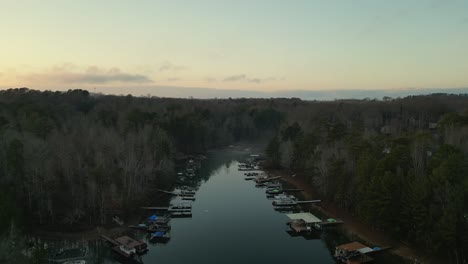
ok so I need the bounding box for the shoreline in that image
[273,169,435,264]
[29,226,128,241]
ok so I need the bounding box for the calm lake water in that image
[49,149,378,263]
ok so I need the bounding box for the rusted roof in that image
[336,242,368,252]
[115,236,144,249]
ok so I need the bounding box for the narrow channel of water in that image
[129,149,334,264]
[138,150,334,263]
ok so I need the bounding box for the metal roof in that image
[286,212,322,224]
[336,242,368,251]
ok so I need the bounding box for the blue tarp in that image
[148,214,158,221]
[153,231,165,237]
[373,247,381,251]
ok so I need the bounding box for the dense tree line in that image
[0,88,282,233]
[264,94,468,263]
[0,88,467,262]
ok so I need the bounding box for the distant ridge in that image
[3,86,468,100]
[90,86,468,100]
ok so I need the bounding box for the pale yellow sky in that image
[1,0,468,93]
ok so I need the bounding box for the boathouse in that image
[286,213,322,232]
[334,242,375,264]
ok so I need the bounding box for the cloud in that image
[204,77,217,82]
[223,74,275,84]
[159,61,188,72]
[166,77,181,82]
[21,65,153,84]
[223,74,247,82]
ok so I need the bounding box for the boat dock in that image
[334,242,390,263]
[266,188,303,195]
[286,212,344,233]
[255,176,281,183]
[141,202,192,217]
[101,235,148,259]
[157,189,196,198]
[48,247,87,263]
[286,213,323,233]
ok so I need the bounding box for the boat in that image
[170,202,192,210]
[266,188,282,195]
[273,205,297,212]
[272,194,298,206]
[147,213,171,225]
[171,211,192,218]
[148,221,171,231]
[179,190,196,196]
[149,231,171,243]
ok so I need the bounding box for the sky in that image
[1,0,468,96]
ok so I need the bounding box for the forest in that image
[0,88,467,263]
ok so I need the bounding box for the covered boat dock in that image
[286,213,322,233]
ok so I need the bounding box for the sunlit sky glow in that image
[1,0,468,94]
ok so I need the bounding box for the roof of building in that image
[336,242,368,252]
[286,212,322,224]
[115,236,145,249]
[357,247,374,254]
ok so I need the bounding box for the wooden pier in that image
[296,200,321,204]
[141,207,169,211]
[157,189,196,197]
[282,189,303,192]
[255,176,281,183]
[141,204,192,217]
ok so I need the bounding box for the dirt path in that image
[275,171,436,264]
